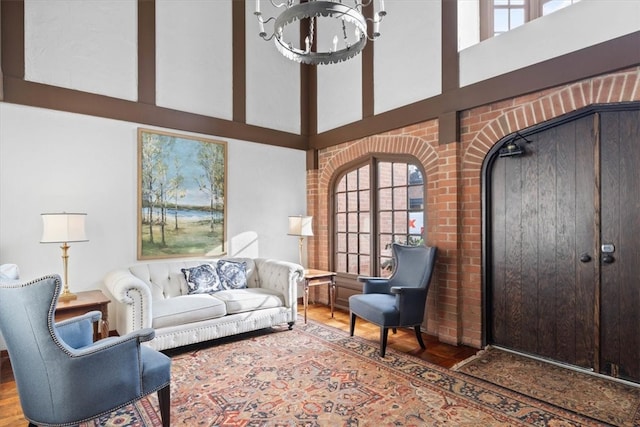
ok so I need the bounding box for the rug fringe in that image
[451,345,493,371]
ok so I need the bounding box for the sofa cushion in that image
[152,294,227,329]
[212,288,284,314]
[181,264,223,294]
[217,260,248,290]
[0,264,19,280]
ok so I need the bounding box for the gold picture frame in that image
[137,128,227,259]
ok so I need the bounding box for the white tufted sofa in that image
[104,257,303,351]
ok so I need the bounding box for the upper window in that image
[481,0,581,40]
[333,157,425,278]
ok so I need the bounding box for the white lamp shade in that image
[288,215,313,237]
[41,213,88,243]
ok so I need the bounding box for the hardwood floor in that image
[0,304,478,426]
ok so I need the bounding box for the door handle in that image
[601,243,615,264]
[579,253,592,263]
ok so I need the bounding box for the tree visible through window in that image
[334,158,425,278]
[481,0,581,40]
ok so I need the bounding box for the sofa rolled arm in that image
[254,258,304,307]
[103,269,153,335]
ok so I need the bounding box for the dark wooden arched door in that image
[487,106,640,383]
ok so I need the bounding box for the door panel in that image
[599,110,640,382]
[489,115,596,369]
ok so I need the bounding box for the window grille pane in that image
[337,234,347,252]
[379,211,392,233]
[336,213,346,232]
[394,211,408,234]
[348,212,358,230]
[379,188,392,210]
[347,170,358,191]
[379,234,393,256]
[409,211,424,237]
[408,186,423,209]
[409,166,423,184]
[336,176,346,192]
[494,9,509,32]
[359,212,370,233]
[359,234,370,255]
[359,190,370,211]
[359,255,370,276]
[393,163,407,185]
[336,192,347,212]
[348,233,358,253]
[393,186,407,210]
[510,9,525,27]
[378,162,392,187]
[337,253,347,272]
[347,191,358,211]
[348,254,359,274]
[359,164,370,189]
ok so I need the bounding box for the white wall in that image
[156,0,234,120]
[245,0,302,134]
[460,0,640,86]
[25,0,138,101]
[0,103,307,348]
[374,0,442,115]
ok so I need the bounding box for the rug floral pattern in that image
[81,320,612,426]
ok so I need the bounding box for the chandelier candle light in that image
[288,215,314,267]
[40,212,88,302]
[255,0,386,65]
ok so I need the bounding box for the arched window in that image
[333,157,425,278]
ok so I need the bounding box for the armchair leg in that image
[350,312,356,336]
[414,326,426,349]
[380,327,389,357]
[158,384,170,427]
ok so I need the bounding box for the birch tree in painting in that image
[196,142,225,231]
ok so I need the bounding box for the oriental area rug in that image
[80,320,618,426]
[453,346,640,427]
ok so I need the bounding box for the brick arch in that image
[319,134,439,187]
[463,66,640,170]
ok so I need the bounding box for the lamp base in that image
[58,288,77,302]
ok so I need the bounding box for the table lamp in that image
[288,215,313,267]
[40,212,88,302]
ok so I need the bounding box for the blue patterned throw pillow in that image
[181,264,223,294]
[216,260,248,290]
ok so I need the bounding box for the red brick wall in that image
[308,66,640,348]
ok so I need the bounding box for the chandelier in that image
[254,0,386,65]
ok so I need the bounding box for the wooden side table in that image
[55,290,111,340]
[302,269,336,324]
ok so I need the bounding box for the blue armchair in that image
[349,243,437,357]
[0,275,171,426]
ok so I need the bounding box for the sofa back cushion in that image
[128,258,259,300]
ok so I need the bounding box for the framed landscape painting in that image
[137,128,227,259]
